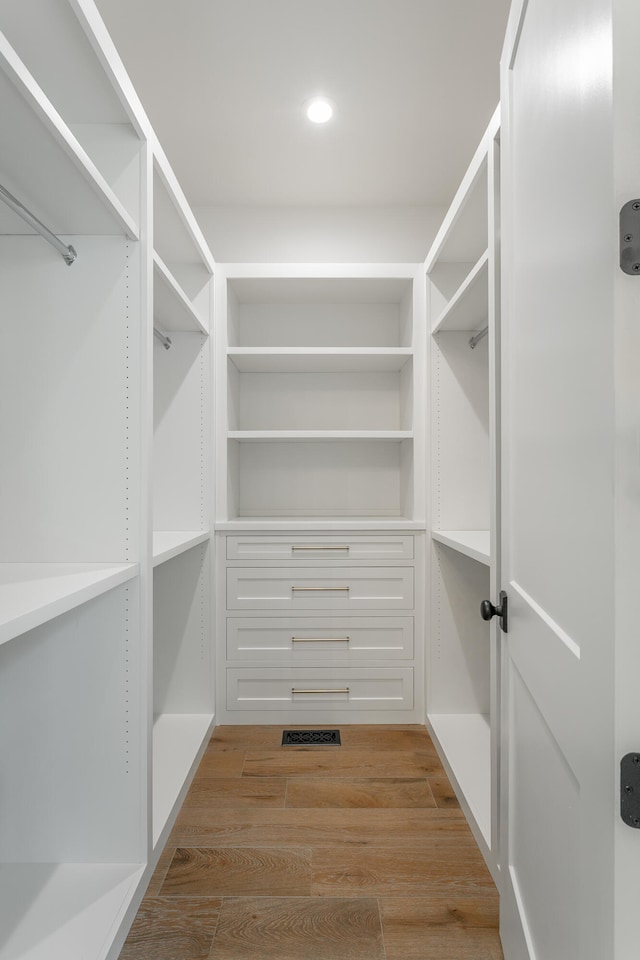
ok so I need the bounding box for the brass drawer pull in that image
[291,687,350,695]
[291,545,350,551]
[291,585,350,592]
[291,637,350,643]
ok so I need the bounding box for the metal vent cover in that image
[282,729,341,746]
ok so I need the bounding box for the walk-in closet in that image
[1,1,639,958]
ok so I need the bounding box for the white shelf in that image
[428,712,491,847]
[152,713,214,848]
[0,862,144,960]
[431,250,489,334]
[153,531,210,567]
[228,430,413,441]
[432,530,491,565]
[153,253,208,334]
[0,36,139,238]
[228,348,412,373]
[0,563,139,646]
[217,518,424,531]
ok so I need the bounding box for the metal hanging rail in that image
[154,328,172,350]
[469,326,489,349]
[0,183,77,265]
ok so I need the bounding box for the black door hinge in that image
[619,200,640,274]
[620,754,640,827]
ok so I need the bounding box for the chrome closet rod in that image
[469,326,489,349]
[0,183,77,265]
[154,327,172,350]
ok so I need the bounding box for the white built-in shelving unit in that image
[216,266,425,528]
[0,3,215,958]
[425,108,501,878]
[215,265,426,725]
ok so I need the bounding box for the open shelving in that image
[152,145,212,549]
[0,3,216,958]
[426,107,501,877]
[150,142,214,856]
[217,266,425,528]
[0,3,149,952]
[0,582,145,960]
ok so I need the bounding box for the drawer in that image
[226,566,414,610]
[227,667,414,711]
[227,616,414,661]
[226,535,414,561]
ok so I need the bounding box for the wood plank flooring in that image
[120,724,504,960]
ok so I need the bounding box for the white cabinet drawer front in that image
[226,535,414,561]
[227,617,414,661]
[226,567,414,609]
[227,668,414,711]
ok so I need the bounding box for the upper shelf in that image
[153,254,209,334]
[424,107,499,273]
[0,0,150,235]
[0,562,139,647]
[0,34,139,237]
[225,269,415,349]
[227,348,413,373]
[431,251,489,334]
[152,147,214,331]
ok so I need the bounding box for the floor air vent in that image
[282,729,341,746]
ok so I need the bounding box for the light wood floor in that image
[121,724,504,960]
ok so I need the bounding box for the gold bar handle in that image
[291,637,350,643]
[291,688,350,695]
[291,545,350,551]
[291,585,350,592]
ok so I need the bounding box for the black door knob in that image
[480,590,508,633]
[480,599,498,621]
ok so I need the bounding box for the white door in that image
[499,0,640,957]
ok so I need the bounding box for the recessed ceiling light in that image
[305,97,334,124]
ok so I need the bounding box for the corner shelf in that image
[0,562,139,647]
[426,107,500,881]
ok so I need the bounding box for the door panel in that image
[500,0,615,957]
[510,668,579,960]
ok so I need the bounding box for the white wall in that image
[194,205,445,263]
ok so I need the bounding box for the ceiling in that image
[94,0,511,209]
